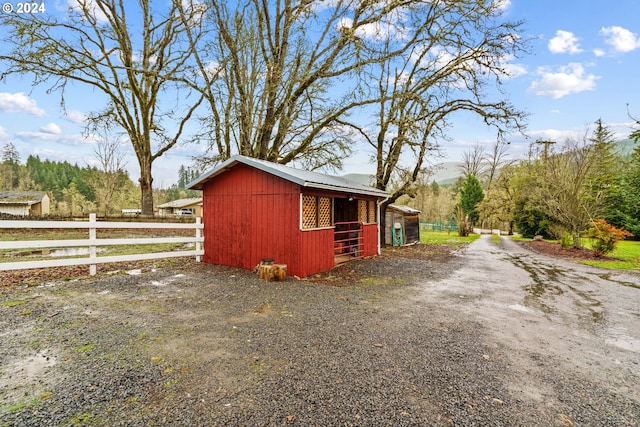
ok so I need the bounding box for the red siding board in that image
[362,224,379,257]
[299,229,335,277]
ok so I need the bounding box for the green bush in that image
[560,232,573,248]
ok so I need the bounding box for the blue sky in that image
[1,0,639,187]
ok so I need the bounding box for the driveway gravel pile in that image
[1,239,639,426]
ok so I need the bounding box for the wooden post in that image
[195,217,202,263]
[89,213,97,276]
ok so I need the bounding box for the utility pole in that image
[535,140,556,162]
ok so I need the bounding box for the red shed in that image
[188,156,389,278]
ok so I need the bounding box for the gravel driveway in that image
[1,236,639,426]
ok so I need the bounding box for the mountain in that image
[614,139,638,158]
[341,173,375,187]
[429,162,464,185]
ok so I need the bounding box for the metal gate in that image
[334,221,363,264]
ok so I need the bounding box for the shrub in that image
[587,219,632,256]
[560,232,573,249]
[455,206,472,237]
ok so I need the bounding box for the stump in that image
[258,263,287,281]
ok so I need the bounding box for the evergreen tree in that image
[586,119,623,224]
[1,142,21,189]
[618,145,640,237]
[459,174,484,225]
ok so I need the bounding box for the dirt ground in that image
[1,236,639,426]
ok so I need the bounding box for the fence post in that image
[195,217,202,263]
[89,213,97,275]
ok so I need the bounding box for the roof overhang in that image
[188,155,389,199]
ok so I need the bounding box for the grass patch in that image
[75,343,96,353]
[420,230,480,245]
[67,412,94,426]
[511,236,640,271]
[581,240,640,270]
[1,300,28,307]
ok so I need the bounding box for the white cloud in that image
[528,128,581,142]
[202,61,223,79]
[529,63,599,99]
[593,48,606,57]
[65,109,88,123]
[494,0,511,11]
[501,61,527,78]
[601,26,640,53]
[179,0,206,26]
[548,30,582,54]
[0,126,7,139]
[15,130,90,146]
[40,123,62,134]
[0,92,46,117]
[335,8,408,41]
[67,0,109,24]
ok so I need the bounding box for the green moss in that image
[75,343,96,353]
[1,300,27,307]
[67,412,94,426]
[358,276,404,286]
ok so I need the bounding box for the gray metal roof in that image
[388,204,421,214]
[0,191,48,205]
[188,155,389,198]
[157,197,202,209]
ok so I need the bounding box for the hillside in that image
[615,138,638,158]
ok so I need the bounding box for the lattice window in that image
[302,195,333,229]
[318,197,332,227]
[302,195,317,229]
[358,200,367,222]
[368,201,377,223]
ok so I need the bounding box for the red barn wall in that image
[201,162,384,278]
[202,164,302,274]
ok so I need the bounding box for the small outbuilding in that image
[384,204,421,246]
[0,191,50,216]
[157,197,203,217]
[188,155,389,278]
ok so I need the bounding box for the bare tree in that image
[0,0,206,215]
[92,133,129,216]
[460,142,487,180]
[484,139,513,189]
[187,0,465,170]
[538,134,597,247]
[477,164,516,233]
[344,0,527,243]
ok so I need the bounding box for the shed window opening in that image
[357,200,378,224]
[302,195,333,229]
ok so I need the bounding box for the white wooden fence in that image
[0,214,203,275]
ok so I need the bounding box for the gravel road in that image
[1,236,639,426]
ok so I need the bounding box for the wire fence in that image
[420,220,458,232]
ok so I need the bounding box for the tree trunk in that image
[572,231,582,249]
[139,161,154,216]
